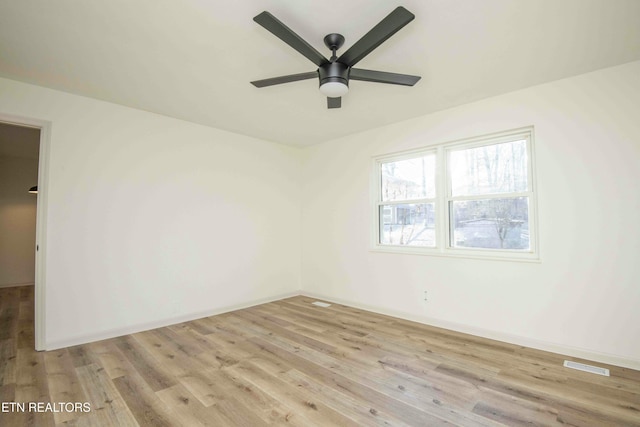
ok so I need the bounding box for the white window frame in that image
[371,127,540,262]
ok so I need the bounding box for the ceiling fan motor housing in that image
[319,61,349,88]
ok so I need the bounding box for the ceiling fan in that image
[250,6,421,109]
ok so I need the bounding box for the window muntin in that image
[373,128,537,261]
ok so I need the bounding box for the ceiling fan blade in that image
[254,11,329,67]
[251,71,318,88]
[350,68,421,86]
[337,7,414,67]
[327,97,341,109]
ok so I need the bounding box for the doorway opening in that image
[0,116,50,350]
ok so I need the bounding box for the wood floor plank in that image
[16,318,35,350]
[0,299,19,341]
[75,363,138,426]
[176,368,226,407]
[268,300,371,337]
[43,349,87,424]
[282,367,413,426]
[0,338,17,386]
[243,323,497,426]
[67,345,99,369]
[239,336,454,426]
[0,383,21,426]
[232,308,477,413]
[167,322,221,354]
[89,341,137,381]
[155,383,231,427]
[213,365,307,426]
[226,360,362,427]
[496,366,640,424]
[1,287,638,427]
[111,374,175,426]
[169,366,272,426]
[473,387,562,426]
[112,335,176,391]
[186,318,219,336]
[0,287,20,341]
[213,395,270,427]
[14,348,55,427]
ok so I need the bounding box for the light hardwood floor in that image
[1,286,639,426]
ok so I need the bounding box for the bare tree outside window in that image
[380,154,436,247]
[449,140,530,250]
[450,198,529,249]
[374,128,537,259]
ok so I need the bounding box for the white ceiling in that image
[1,0,639,147]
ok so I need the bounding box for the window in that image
[379,153,436,247]
[372,128,538,261]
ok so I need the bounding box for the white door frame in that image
[0,112,51,351]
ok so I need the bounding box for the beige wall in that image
[0,155,39,286]
[0,77,302,349]
[301,61,640,369]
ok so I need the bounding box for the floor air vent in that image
[563,360,610,376]
[312,301,331,308]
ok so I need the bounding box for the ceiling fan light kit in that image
[251,6,421,109]
[319,81,348,97]
[319,63,349,97]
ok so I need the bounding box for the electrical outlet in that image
[423,290,428,302]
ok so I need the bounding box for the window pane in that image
[450,140,528,197]
[381,155,435,201]
[380,203,436,247]
[450,197,529,250]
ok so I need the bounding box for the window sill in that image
[370,244,541,263]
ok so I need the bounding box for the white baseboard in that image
[45,291,300,351]
[0,282,34,288]
[300,291,640,372]
[44,288,640,371]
